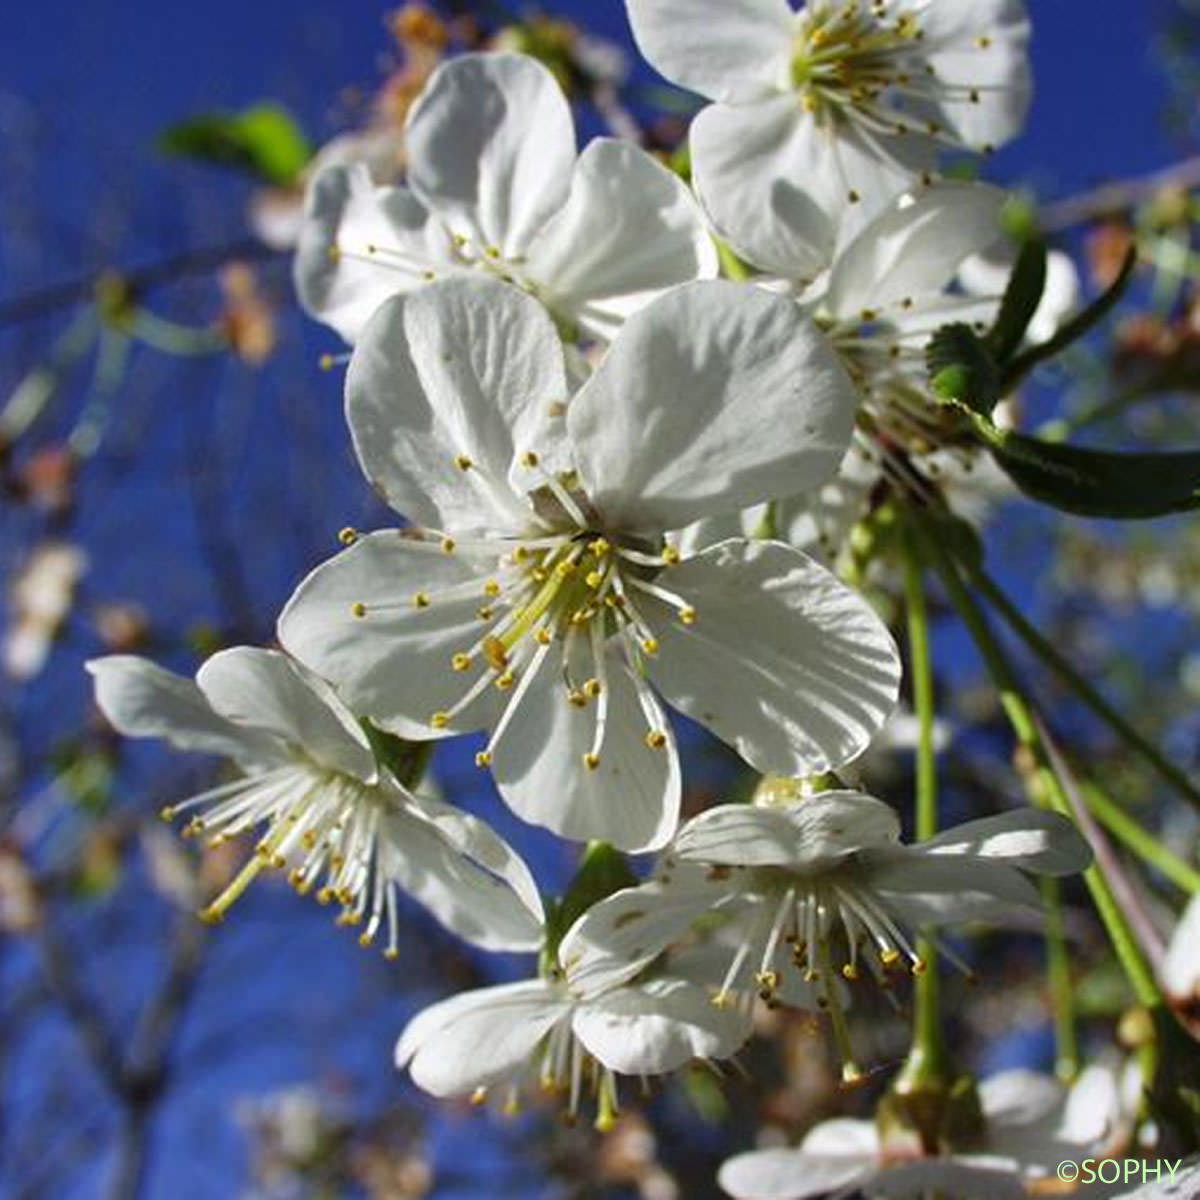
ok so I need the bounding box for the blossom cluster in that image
[87,1,1152,1196]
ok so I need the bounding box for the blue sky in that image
[0,1,1180,203]
[0,4,1190,1198]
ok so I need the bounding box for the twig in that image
[1039,153,1200,232]
[0,237,283,329]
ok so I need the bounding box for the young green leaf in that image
[971,415,1200,519]
[160,103,313,187]
[985,237,1047,363]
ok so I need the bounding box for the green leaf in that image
[160,103,312,186]
[970,413,1200,519]
[985,237,1047,363]
[926,323,1001,417]
[1000,245,1137,390]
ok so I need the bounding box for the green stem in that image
[1041,876,1080,1080]
[902,529,947,1080]
[909,512,1162,1010]
[1083,783,1200,895]
[715,238,751,282]
[967,562,1200,817]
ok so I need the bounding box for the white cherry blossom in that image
[677,183,1024,561]
[718,1064,1127,1199]
[87,649,544,954]
[564,791,1089,1072]
[625,0,1032,277]
[296,51,717,344]
[278,276,901,852]
[396,914,751,1129]
[1162,892,1200,1038]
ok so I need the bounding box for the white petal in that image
[644,540,900,776]
[868,1159,1025,1200]
[524,138,718,342]
[405,53,576,257]
[799,1116,881,1157]
[921,809,1091,875]
[569,283,856,532]
[294,164,454,344]
[675,792,901,868]
[920,0,1032,151]
[1056,1064,1122,1148]
[380,797,544,951]
[625,0,794,102]
[86,655,278,766]
[772,442,882,560]
[195,647,376,782]
[865,850,1043,924]
[277,531,502,739]
[978,1069,1066,1129]
[718,1145,877,1200]
[396,979,565,1096]
[824,184,1007,319]
[573,973,751,1075]
[489,636,681,852]
[1163,893,1200,1004]
[691,99,934,278]
[1035,252,1082,343]
[402,786,545,935]
[347,279,570,534]
[560,866,727,996]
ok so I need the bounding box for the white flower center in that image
[789,0,1001,199]
[349,453,699,772]
[162,760,407,958]
[330,226,541,298]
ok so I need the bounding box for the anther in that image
[413,592,431,608]
[644,730,666,750]
[495,671,516,690]
[159,805,175,821]
[521,451,540,468]
[583,679,602,699]
[661,546,680,566]
[484,579,502,597]
[441,537,456,554]
[483,637,509,670]
[455,454,474,471]
[475,750,493,768]
[452,653,472,672]
[338,527,359,545]
[431,712,450,729]
[583,752,600,771]
[679,606,697,625]
[351,602,367,619]
[641,638,659,656]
